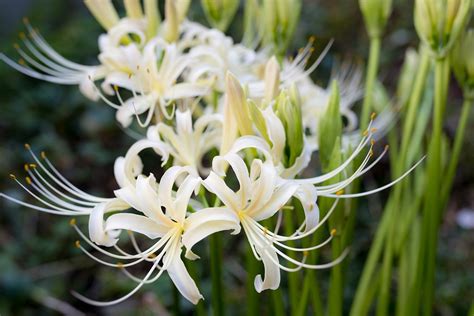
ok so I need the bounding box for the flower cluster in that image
[1,0,420,306]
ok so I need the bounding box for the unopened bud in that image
[359,0,393,38]
[225,72,253,136]
[164,0,179,42]
[144,0,161,39]
[414,0,472,57]
[451,29,474,98]
[264,56,281,104]
[201,0,240,32]
[262,0,302,56]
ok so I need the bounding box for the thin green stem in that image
[173,284,181,316]
[440,97,472,205]
[284,210,299,315]
[246,243,259,316]
[210,234,224,316]
[360,36,381,130]
[421,57,449,316]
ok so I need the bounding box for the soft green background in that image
[0,0,472,315]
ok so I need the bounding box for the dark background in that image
[0,0,472,315]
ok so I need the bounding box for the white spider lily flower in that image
[185,153,343,292]
[71,166,209,306]
[99,38,211,127]
[0,145,127,216]
[0,21,106,101]
[147,110,223,174]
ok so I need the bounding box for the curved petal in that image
[293,184,320,232]
[173,175,201,223]
[249,182,298,222]
[105,213,168,239]
[202,172,240,211]
[135,174,171,224]
[182,207,241,257]
[166,248,203,305]
[89,202,121,247]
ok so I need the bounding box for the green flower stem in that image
[351,51,430,316]
[328,235,343,316]
[246,243,259,316]
[360,36,381,130]
[421,57,450,316]
[185,261,206,316]
[210,234,224,316]
[440,97,472,205]
[173,284,181,316]
[271,288,285,316]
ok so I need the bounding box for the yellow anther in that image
[263,227,268,236]
[309,35,316,43]
[362,130,369,137]
[9,174,16,180]
[22,17,29,24]
[75,240,81,248]
[370,128,378,133]
[384,145,389,150]
[309,47,315,53]
[370,139,376,146]
[117,262,124,269]
[298,47,304,54]
[371,112,377,120]
[24,164,29,172]
[25,177,32,185]
[24,143,31,150]
[148,253,157,259]
[369,149,374,158]
[303,250,309,257]
[40,151,46,159]
[29,163,36,168]
[69,218,77,226]
[19,32,26,39]
[336,190,344,196]
[128,73,132,79]
[331,228,337,236]
[113,85,119,92]
[13,43,20,50]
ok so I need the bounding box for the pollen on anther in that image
[362,130,369,137]
[75,240,81,248]
[13,43,20,50]
[24,164,29,172]
[69,218,77,226]
[22,17,29,24]
[384,145,389,150]
[303,250,309,257]
[371,112,377,120]
[24,143,30,150]
[331,228,337,236]
[370,139,376,146]
[113,85,119,92]
[25,177,32,185]
[309,35,316,43]
[336,190,344,196]
[148,253,157,259]
[117,262,124,269]
[19,32,26,39]
[370,128,377,133]
[9,174,17,180]
[29,163,36,168]
[40,151,46,159]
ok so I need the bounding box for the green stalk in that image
[271,288,285,316]
[350,49,430,316]
[173,284,181,316]
[328,236,343,316]
[210,234,224,316]
[185,261,206,316]
[360,36,381,130]
[246,244,259,316]
[421,57,449,316]
[440,97,472,205]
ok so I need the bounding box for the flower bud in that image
[451,29,474,98]
[84,0,120,30]
[144,0,161,39]
[164,0,179,42]
[225,72,253,136]
[275,89,304,167]
[359,0,393,37]
[396,48,421,104]
[176,0,191,23]
[262,0,302,56]
[414,0,472,57]
[264,56,281,104]
[201,0,240,32]
[318,80,342,169]
[124,0,144,19]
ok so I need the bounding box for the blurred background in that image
[0,0,472,315]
